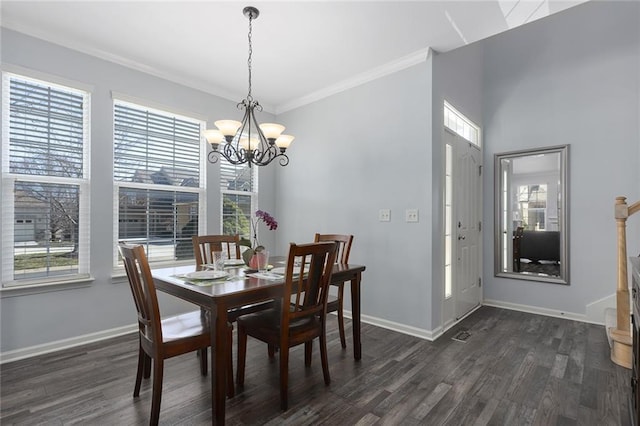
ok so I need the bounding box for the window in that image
[113,100,205,265]
[1,73,90,286]
[444,101,480,147]
[516,184,547,230]
[444,143,453,299]
[220,160,256,239]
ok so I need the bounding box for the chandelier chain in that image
[247,12,253,101]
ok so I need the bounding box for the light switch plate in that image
[379,209,391,222]
[405,209,419,222]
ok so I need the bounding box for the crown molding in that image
[3,22,430,116]
[275,47,431,115]
[1,23,279,113]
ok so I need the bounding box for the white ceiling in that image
[1,0,587,113]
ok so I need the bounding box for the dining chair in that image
[192,234,276,322]
[119,243,232,425]
[314,233,354,348]
[236,241,338,410]
[192,234,242,266]
[192,234,275,396]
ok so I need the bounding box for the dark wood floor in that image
[0,306,632,425]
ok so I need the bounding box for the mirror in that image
[494,145,569,284]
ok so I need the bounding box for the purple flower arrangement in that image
[249,210,277,250]
[255,210,278,231]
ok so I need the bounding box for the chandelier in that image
[204,6,294,167]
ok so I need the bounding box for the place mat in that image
[172,272,231,286]
[247,272,284,281]
[270,264,309,275]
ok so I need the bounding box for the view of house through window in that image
[516,184,547,230]
[113,100,204,264]
[2,73,90,284]
[220,160,256,240]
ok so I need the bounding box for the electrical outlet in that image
[405,209,419,223]
[379,209,391,222]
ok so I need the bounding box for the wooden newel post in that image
[611,196,640,368]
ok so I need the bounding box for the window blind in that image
[113,100,204,265]
[2,73,90,285]
[114,103,201,186]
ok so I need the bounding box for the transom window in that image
[444,101,480,147]
[1,73,90,286]
[113,100,205,265]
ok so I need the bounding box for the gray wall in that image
[480,1,640,314]
[0,29,278,353]
[275,62,434,331]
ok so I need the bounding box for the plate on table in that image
[223,259,246,267]
[184,270,228,280]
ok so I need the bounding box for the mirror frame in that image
[494,145,570,284]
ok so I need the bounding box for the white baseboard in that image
[482,299,605,325]
[341,310,441,341]
[586,293,617,325]
[0,324,137,364]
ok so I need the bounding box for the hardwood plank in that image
[0,307,631,425]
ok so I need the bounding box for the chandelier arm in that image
[248,104,272,160]
[277,154,290,167]
[207,150,221,164]
[219,143,238,164]
[252,146,272,165]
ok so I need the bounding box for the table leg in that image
[350,272,362,360]
[212,304,228,425]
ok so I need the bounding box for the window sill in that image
[1,275,94,298]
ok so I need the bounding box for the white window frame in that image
[1,70,91,288]
[112,98,206,269]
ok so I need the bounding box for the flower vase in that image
[246,246,267,270]
[242,248,254,267]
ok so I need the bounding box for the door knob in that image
[458,235,466,240]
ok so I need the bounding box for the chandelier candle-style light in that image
[204,6,294,167]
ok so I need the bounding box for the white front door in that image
[443,129,482,324]
[454,136,482,319]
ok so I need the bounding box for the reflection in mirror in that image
[494,145,569,284]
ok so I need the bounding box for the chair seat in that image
[237,308,321,341]
[228,300,276,322]
[160,311,208,342]
[326,295,339,313]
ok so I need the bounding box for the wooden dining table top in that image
[152,259,365,308]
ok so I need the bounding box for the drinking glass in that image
[257,250,270,273]
[212,251,224,271]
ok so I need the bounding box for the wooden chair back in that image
[283,242,337,330]
[192,234,241,266]
[314,233,353,264]
[313,233,354,348]
[119,243,163,354]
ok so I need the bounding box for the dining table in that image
[152,258,366,425]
